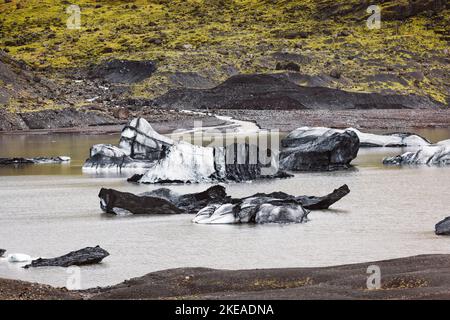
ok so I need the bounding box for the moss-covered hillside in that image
[0,0,449,107]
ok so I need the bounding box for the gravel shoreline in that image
[2,109,448,136]
[215,109,450,132]
[3,254,450,300]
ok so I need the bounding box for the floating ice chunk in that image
[255,203,309,224]
[192,204,237,224]
[383,139,450,166]
[347,128,430,147]
[139,142,216,183]
[192,197,310,224]
[83,118,173,172]
[284,126,430,148]
[89,144,127,158]
[7,253,32,263]
[119,118,173,158]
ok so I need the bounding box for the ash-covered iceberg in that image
[383,139,450,166]
[192,184,350,224]
[137,142,217,183]
[192,197,310,224]
[136,142,290,183]
[352,129,430,147]
[84,117,289,182]
[83,117,174,172]
[280,127,360,171]
[119,118,173,160]
[284,127,430,149]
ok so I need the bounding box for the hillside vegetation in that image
[0,0,449,109]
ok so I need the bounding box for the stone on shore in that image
[24,246,109,268]
[280,127,360,171]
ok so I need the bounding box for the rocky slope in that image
[153,74,444,110]
[0,0,448,130]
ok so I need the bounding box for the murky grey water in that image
[1,129,450,289]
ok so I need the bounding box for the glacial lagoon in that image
[1,129,450,289]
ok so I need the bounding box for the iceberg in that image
[283,126,430,148]
[84,118,288,182]
[383,139,450,166]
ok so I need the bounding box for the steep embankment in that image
[0,0,448,131]
[0,51,120,130]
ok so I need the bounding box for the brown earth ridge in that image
[3,254,450,300]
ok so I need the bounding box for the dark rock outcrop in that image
[436,217,450,235]
[19,108,118,130]
[0,249,6,257]
[0,156,70,165]
[0,51,56,109]
[169,72,216,89]
[382,0,448,21]
[152,74,442,110]
[280,128,360,171]
[316,0,448,21]
[24,246,109,268]
[0,109,28,131]
[88,59,156,83]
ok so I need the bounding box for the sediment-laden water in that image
[1,129,450,289]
